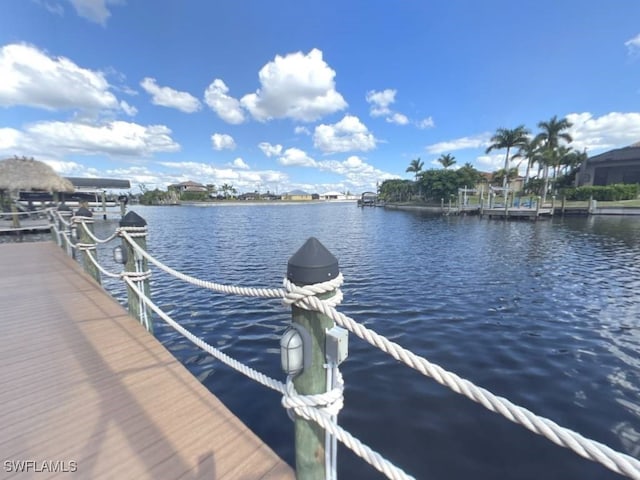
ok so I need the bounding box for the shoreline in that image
[383,202,640,216]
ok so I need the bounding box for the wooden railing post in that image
[286,237,339,480]
[49,209,59,245]
[57,204,72,256]
[119,211,153,333]
[74,207,101,285]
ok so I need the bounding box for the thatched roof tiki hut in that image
[0,156,75,227]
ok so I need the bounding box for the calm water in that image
[53,205,640,478]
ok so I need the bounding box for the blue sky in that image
[1,0,640,194]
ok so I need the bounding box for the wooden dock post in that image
[287,238,339,480]
[561,196,566,216]
[119,211,152,332]
[74,207,101,285]
[101,190,107,220]
[57,204,73,256]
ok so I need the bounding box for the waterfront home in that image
[168,180,207,193]
[576,141,640,186]
[281,189,312,201]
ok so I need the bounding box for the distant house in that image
[478,171,523,193]
[576,142,640,186]
[169,181,207,193]
[320,191,345,200]
[282,189,312,201]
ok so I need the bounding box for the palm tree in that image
[437,153,456,169]
[221,183,231,198]
[405,158,424,181]
[485,125,530,195]
[515,136,542,194]
[535,116,573,202]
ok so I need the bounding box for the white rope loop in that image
[282,274,344,309]
[72,215,94,225]
[75,242,97,251]
[282,371,345,418]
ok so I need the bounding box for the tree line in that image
[380,115,585,203]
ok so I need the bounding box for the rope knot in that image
[71,216,94,224]
[282,273,344,310]
[281,370,344,420]
[120,270,152,281]
[118,226,148,238]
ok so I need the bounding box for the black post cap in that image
[75,207,93,217]
[57,204,71,211]
[119,210,147,227]
[287,237,339,285]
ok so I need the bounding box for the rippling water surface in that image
[88,204,640,478]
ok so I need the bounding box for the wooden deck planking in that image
[0,242,294,479]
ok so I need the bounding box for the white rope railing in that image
[71,219,640,480]
[121,275,413,480]
[0,208,50,217]
[76,220,122,244]
[121,230,286,299]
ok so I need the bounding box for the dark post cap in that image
[57,204,71,211]
[75,207,93,217]
[119,210,147,227]
[287,237,339,285]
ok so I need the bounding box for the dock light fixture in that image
[113,245,128,264]
[280,326,304,376]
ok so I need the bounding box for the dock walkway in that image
[0,242,293,479]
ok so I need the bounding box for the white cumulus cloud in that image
[425,133,491,154]
[0,43,127,113]
[0,120,180,158]
[211,133,236,151]
[158,161,288,192]
[204,79,245,124]
[365,88,414,126]
[278,147,317,167]
[140,77,201,113]
[417,117,435,129]
[318,155,399,191]
[313,115,377,153]
[366,89,396,117]
[67,0,124,26]
[240,48,347,122]
[119,100,137,116]
[567,112,640,152]
[231,157,250,169]
[294,126,311,135]
[258,142,283,157]
[387,113,409,125]
[625,33,640,55]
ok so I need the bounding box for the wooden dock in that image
[0,242,293,479]
[0,218,51,234]
[482,207,554,219]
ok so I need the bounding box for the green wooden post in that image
[75,207,101,285]
[10,202,20,229]
[119,211,153,333]
[57,204,72,255]
[101,190,107,220]
[287,237,339,480]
